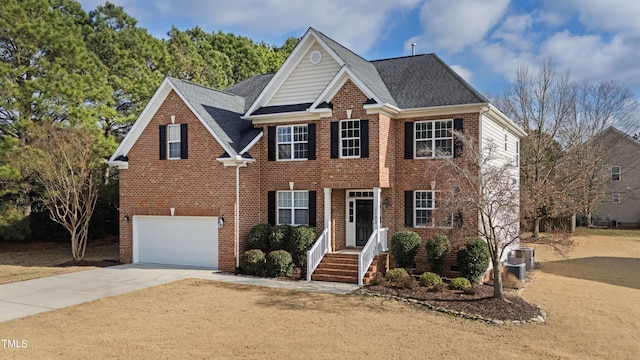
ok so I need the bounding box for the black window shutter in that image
[268,191,276,225]
[404,122,414,159]
[360,120,369,158]
[268,126,276,161]
[307,124,316,160]
[404,190,414,227]
[159,125,167,160]
[453,118,464,158]
[180,123,188,159]
[330,121,339,158]
[308,191,316,227]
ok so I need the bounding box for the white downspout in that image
[235,160,241,269]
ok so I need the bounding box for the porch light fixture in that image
[170,207,175,216]
[218,216,225,228]
[430,180,436,190]
[123,214,130,222]
[383,198,390,210]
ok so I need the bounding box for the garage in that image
[133,216,218,268]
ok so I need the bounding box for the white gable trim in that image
[245,28,346,118]
[309,66,381,111]
[245,111,324,125]
[108,78,235,164]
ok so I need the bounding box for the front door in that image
[355,200,373,246]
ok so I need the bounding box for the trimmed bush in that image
[385,268,410,284]
[419,272,442,287]
[265,250,293,277]
[431,283,448,292]
[247,224,271,252]
[389,231,421,269]
[449,277,472,290]
[426,234,450,275]
[240,249,266,276]
[457,237,490,283]
[269,224,291,251]
[289,225,316,267]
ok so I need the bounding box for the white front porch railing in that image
[358,227,389,286]
[306,228,330,281]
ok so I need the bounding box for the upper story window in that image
[415,120,453,158]
[277,125,308,160]
[277,190,309,225]
[611,166,621,181]
[612,193,621,203]
[340,120,360,158]
[167,124,182,159]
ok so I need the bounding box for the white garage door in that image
[133,216,218,268]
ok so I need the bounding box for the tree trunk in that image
[492,259,504,299]
[532,217,540,238]
[585,210,593,228]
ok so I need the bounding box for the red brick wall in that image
[118,90,261,271]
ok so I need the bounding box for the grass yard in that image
[0,238,119,285]
[1,229,639,359]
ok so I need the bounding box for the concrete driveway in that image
[0,264,358,323]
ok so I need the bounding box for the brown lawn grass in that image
[0,238,119,285]
[1,229,639,359]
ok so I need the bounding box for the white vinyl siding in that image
[269,43,340,106]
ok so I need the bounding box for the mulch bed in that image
[56,259,122,268]
[361,283,541,321]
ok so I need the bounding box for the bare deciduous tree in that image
[28,125,103,260]
[427,133,520,300]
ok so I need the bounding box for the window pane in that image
[278,144,291,160]
[293,143,308,159]
[278,192,292,207]
[277,127,291,143]
[435,139,452,156]
[278,209,292,225]
[294,192,308,207]
[293,126,307,141]
[168,125,181,141]
[169,143,181,158]
[294,209,309,225]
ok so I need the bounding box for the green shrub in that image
[389,231,421,269]
[385,268,410,284]
[289,225,316,267]
[456,237,490,283]
[265,250,293,277]
[398,276,417,289]
[426,234,450,275]
[247,224,271,252]
[463,286,477,295]
[419,272,442,287]
[449,277,471,290]
[0,205,31,242]
[269,224,291,251]
[240,249,266,276]
[430,283,448,292]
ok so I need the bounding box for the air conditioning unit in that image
[504,262,526,281]
[516,247,535,270]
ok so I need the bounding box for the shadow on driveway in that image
[539,256,640,290]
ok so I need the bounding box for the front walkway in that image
[0,264,360,323]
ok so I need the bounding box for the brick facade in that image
[119,82,483,277]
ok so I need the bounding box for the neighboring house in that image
[591,127,640,228]
[107,28,524,283]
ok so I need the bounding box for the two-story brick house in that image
[108,28,525,283]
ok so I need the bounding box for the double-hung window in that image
[611,166,621,181]
[277,191,309,225]
[415,191,435,227]
[340,120,360,158]
[167,124,182,159]
[277,125,308,160]
[612,193,621,203]
[415,120,453,158]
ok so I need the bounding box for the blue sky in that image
[77,0,640,101]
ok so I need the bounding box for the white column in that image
[373,187,381,250]
[324,188,332,253]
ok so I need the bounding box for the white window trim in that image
[612,193,621,203]
[339,119,360,159]
[277,190,309,226]
[167,124,181,160]
[611,166,621,181]
[414,190,453,228]
[276,125,308,161]
[515,140,520,167]
[414,119,454,159]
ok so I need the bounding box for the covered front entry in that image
[346,190,374,247]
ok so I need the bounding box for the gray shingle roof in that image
[225,73,275,113]
[372,54,488,108]
[167,77,261,156]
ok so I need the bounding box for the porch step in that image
[311,252,388,285]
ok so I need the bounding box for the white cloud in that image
[408,0,509,54]
[545,0,640,33]
[450,65,473,82]
[78,0,421,54]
